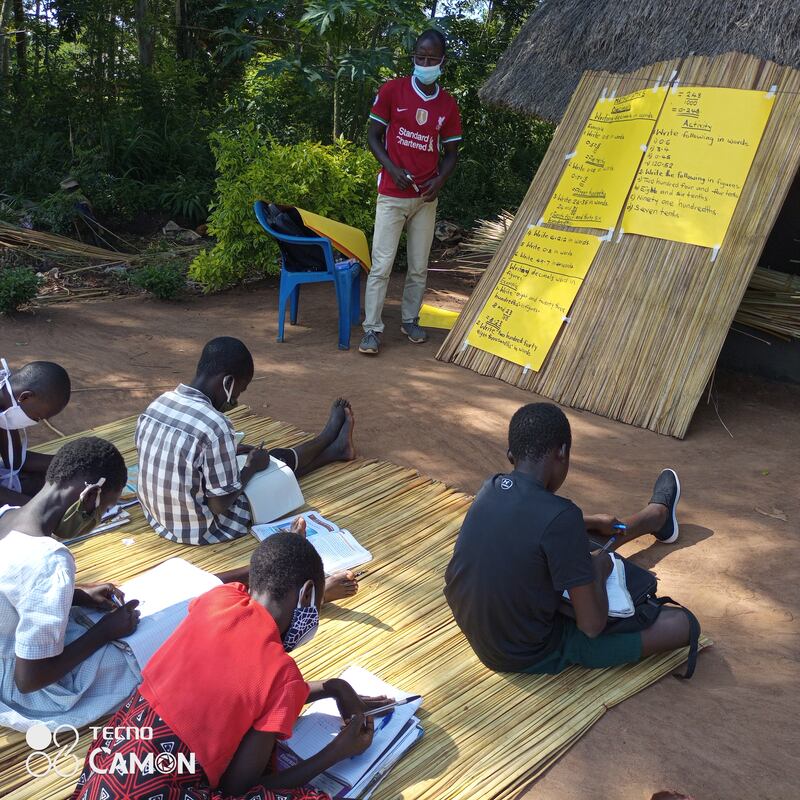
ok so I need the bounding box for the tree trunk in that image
[135,0,154,68]
[176,0,192,60]
[429,0,438,19]
[12,0,25,77]
[332,74,340,140]
[33,0,40,80]
[0,0,11,84]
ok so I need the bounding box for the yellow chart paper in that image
[467,227,601,370]
[622,87,775,248]
[543,88,667,230]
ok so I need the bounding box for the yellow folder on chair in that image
[296,208,372,271]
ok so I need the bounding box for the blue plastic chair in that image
[254,200,362,350]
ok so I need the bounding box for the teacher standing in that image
[359,29,462,356]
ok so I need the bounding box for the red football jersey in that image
[369,76,462,198]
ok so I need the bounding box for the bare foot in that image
[334,406,356,462]
[324,570,359,602]
[319,398,350,447]
[289,516,307,538]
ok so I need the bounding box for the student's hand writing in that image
[98,599,141,640]
[244,447,270,475]
[332,713,374,759]
[76,582,124,610]
[330,678,391,720]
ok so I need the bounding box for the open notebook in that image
[235,454,305,523]
[563,552,635,618]
[252,511,372,576]
[278,666,423,799]
[76,558,221,667]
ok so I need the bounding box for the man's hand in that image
[75,583,124,611]
[387,164,412,190]
[420,175,444,202]
[96,600,141,641]
[585,514,624,538]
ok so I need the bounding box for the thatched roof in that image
[481,0,800,120]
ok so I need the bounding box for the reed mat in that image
[0,408,708,799]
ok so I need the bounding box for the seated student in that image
[444,403,692,674]
[135,336,358,600]
[71,531,384,800]
[0,435,257,733]
[0,436,144,731]
[0,359,71,506]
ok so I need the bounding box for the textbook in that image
[235,454,305,523]
[562,552,635,618]
[277,666,423,799]
[79,558,221,667]
[252,511,372,576]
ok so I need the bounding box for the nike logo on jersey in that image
[397,107,407,112]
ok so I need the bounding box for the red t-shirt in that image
[139,583,309,789]
[369,76,462,198]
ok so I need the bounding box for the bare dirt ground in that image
[2,273,798,800]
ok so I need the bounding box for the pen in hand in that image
[600,523,627,553]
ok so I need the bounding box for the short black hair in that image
[46,436,127,492]
[249,530,325,602]
[415,29,446,53]
[196,337,254,380]
[12,361,71,405]
[508,403,572,463]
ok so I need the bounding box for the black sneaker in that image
[400,319,428,343]
[650,468,681,543]
[358,330,381,355]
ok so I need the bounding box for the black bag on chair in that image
[264,203,327,272]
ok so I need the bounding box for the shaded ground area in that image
[2,273,798,800]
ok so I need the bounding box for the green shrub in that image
[130,261,186,300]
[0,267,41,314]
[190,126,377,292]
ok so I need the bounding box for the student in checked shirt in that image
[359,29,462,355]
[135,337,359,602]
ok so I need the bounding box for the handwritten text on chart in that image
[468,227,601,370]
[622,87,774,248]
[543,88,667,230]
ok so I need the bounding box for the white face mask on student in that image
[0,359,38,431]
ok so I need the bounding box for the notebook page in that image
[285,666,422,787]
[310,529,372,575]
[562,553,634,618]
[81,558,221,667]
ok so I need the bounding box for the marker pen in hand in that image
[404,172,420,193]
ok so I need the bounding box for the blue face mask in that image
[282,585,319,653]
[413,63,441,86]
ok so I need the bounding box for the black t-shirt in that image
[444,470,594,672]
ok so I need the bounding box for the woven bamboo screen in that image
[437,53,800,437]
